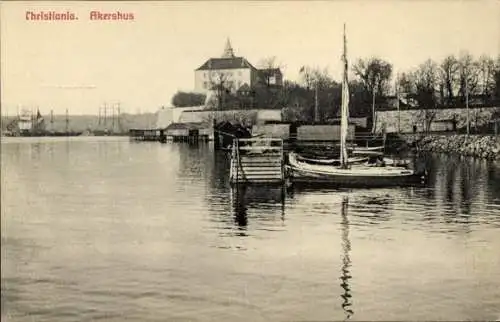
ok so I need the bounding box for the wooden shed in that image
[165,122,212,142]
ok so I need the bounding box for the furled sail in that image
[340,24,350,168]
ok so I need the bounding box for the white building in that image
[194,39,283,98]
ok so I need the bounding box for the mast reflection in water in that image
[231,186,249,233]
[340,195,354,320]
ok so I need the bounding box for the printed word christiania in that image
[26,11,77,21]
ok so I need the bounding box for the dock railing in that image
[229,137,285,185]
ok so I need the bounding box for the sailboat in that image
[287,24,425,187]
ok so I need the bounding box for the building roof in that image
[196,57,256,71]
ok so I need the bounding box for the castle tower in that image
[221,38,235,58]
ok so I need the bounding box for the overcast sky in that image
[1,0,499,115]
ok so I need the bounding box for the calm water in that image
[2,137,500,321]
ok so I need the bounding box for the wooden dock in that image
[229,138,285,185]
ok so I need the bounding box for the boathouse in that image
[129,128,162,141]
[164,122,212,142]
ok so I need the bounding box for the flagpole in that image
[371,82,376,134]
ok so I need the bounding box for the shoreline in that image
[418,134,500,160]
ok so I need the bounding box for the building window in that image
[203,81,208,89]
[204,72,207,78]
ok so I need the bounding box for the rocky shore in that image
[419,134,500,160]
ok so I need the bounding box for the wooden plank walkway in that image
[229,138,285,185]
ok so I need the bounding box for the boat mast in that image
[65,108,69,133]
[112,103,115,133]
[50,110,54,132]
[117,102,122,133]
[340,23,350,168]
[31,107,35,131]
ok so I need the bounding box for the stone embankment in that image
[419,134,500,159]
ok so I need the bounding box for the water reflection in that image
[226,185,286,235]
[351,193,392,225]
[400,154,500,232]
[230,186,249,236]
[178,144,212,180]
[212,151,231,190]
[2,138,500,322]
[339,196,354,320]
[486,161,500,197]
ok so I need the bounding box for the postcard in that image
[1,1,500,321]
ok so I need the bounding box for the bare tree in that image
[298,66,337,122]
[406,59,440,132]
[495,55,500,99]
[397,72,416,96]
[352,57,392,132]
[438,55,459,106]
[414,59,439,106]
[458,52,480,101]
[299,66,317,90]
[477,55,496,97]
[206,71,233,110]
[298,66,321,121]
[352,57,393,97]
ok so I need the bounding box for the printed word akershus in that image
[90,11,134,21]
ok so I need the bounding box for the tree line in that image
[171,52,500,122]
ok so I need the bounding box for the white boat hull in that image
[287,153,424,187]
[296,154,368,165]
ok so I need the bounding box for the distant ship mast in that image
[65,108,69,133]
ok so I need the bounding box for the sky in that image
[1,0,499,115]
